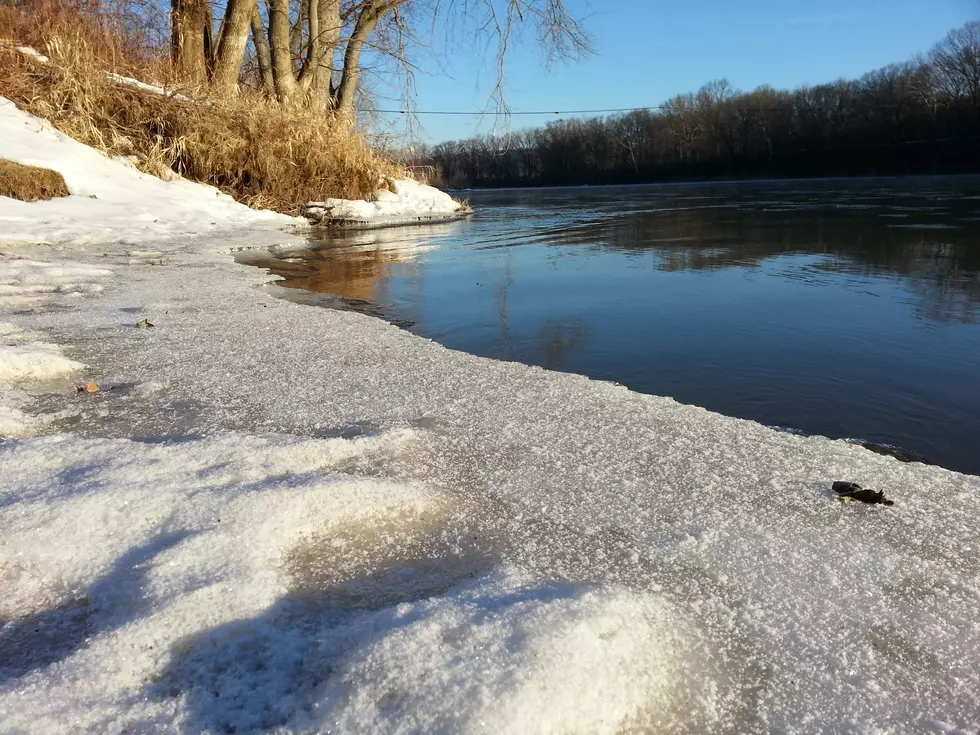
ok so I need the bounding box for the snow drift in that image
[304,178,467,227]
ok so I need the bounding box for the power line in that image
[365,102,940,116]
[367,105,671,115]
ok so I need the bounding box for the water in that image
[241,178,980,475]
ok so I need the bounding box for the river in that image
[241,177,980,475]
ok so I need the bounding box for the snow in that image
[0,322,84,436]
[305,178,466,226]
[1,100,979,733]
[312,571,724,733]
[0,323,83,381]
[106,72,192,101]
[0,97,298,245]
[15,46,50,63]
[0,322,84,383]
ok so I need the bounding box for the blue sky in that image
[375,0,978,143]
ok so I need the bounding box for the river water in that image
[241,178,980,475]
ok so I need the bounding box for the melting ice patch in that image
[0,258,112,308]
[0,323,84,382]
[0,321,84,436]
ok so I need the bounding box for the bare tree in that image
[929,21,980,114]
[167,0,589,122]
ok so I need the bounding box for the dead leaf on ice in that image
[75,379,100,393]
[137,319,154,329]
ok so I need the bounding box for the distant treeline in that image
[404,22,980,188]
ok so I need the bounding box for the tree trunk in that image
[298,0,318,89]
[334,2,387,120]
[203,3,215,74]
[170,0,211,87]
[251,3,275,94]
[212,0,258,94]
[308,0,341,103]
[267,0,299,99]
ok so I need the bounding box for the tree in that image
[929,21,980,116]
[168,0,589,123]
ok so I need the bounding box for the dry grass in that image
[0,1,399,213]
[0,158,70,201]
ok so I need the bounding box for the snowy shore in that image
[2,97,979,733]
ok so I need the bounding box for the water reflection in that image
[240,179,980,475]
[246,224,462,306]
[547,195,980,323]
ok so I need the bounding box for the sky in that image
[373,0,979,144]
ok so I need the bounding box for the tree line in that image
[405,22,980,187]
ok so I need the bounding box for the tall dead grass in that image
[0,0,398,212]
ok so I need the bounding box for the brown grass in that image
[0,158,71,201]
[0,1,399,213]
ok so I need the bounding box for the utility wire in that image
[365,102,927,116]
[366,106,666,115]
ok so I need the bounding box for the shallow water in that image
[242,178,980,475]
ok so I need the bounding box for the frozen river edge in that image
[2,98,980,733]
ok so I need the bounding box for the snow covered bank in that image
[1,95,465,240]
[304,178,468,227]
[1,102,979,732]
[0,98,298,246]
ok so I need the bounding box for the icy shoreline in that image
[2,98,979,733]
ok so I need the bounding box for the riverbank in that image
[2,101,979,732]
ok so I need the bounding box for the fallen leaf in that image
[137,318,154,329]
[83,379,99,393]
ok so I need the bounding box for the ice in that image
[0,101,979,732]
[0,388,39,435]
